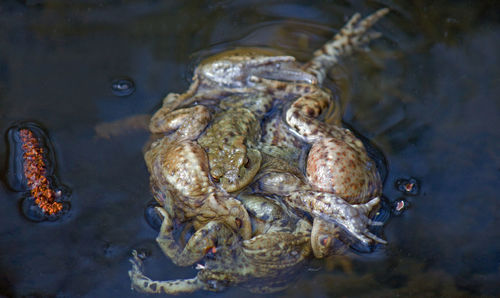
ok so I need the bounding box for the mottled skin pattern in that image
[146,93,275,241]
[145,137,252,239]
[260,114,305,162]
[249,9,389,255]
[281,9,389,248]
[131,8,390,293]
[197,108,262,192]
[129,195,312,294]
[253,153,384,257]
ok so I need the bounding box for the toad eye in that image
[243,157,250,168]
[235,218,242,229]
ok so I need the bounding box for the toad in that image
[249,9,389,254]
[129,194,312,294]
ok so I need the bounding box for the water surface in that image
[1,0,499,296]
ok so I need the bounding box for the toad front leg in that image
[129,208,239,295]
[154,207,237,267]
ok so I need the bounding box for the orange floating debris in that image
[6,122,69,221]
[18,128,63,215]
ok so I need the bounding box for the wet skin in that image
[129,194,312,294]
[131,8,390,294]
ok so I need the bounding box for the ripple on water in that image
[111,77,136,97]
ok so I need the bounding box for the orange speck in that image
[204,246,217,255]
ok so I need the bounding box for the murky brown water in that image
[1,0,499,296]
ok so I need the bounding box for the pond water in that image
[1,0,499,296]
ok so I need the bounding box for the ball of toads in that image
[129,8,390,295]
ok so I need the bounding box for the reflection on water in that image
[1,0,499,296]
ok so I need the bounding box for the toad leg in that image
[149,105,211,139]
[284,191,386,245]
[129,250,204,294]
[304,8,390,84]
[248,76,343,134]
[154,207,236,266]
[151,86,275,137]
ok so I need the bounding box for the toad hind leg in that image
[284,191,386,245]
[155,207,236,266]
[129,250,204,294]
[304,8,389,85]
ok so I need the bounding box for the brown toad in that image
[197,107,262,193]
[277,10,390,246]
[146,92,276,240]
[247,9,390,254]
[145,136,253,239]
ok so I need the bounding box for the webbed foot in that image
[336,8,390,51]
[306,8,390,84]
[285,191,386,245]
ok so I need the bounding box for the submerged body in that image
[130,195,312,294]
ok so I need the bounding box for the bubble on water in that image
[395,177,420,195]
[392,198,410,216]
[111,77,135,96]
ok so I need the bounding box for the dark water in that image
[1,0,500,297]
